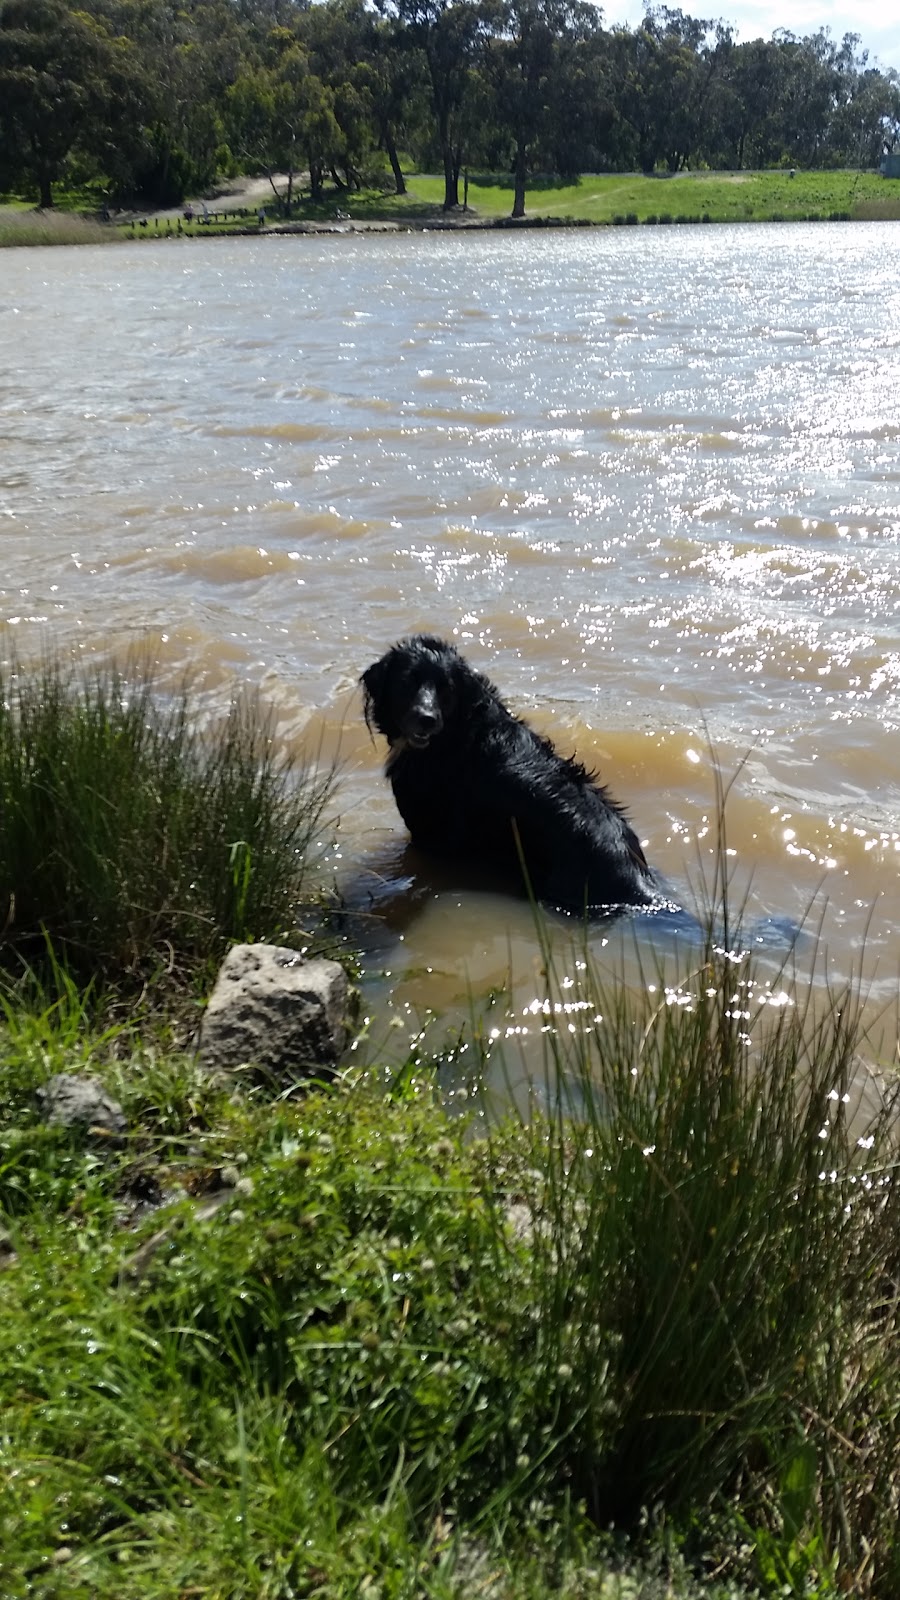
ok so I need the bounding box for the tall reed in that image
[502,896,900,1590]
[0,209,113,247]
[0,652,334,990]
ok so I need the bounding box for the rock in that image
[38,1074,127,1138]
[199,943,349,1080]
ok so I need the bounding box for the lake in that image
[2,223,899,1078]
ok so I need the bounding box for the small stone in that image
[38,1075,126,1139]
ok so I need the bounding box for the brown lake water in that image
[2,225,899,1081]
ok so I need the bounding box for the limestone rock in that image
[38,1074,127,1138]
[199,943,349,1079]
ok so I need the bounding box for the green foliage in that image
[2,0,899,216]
[0,0,148,208]
[0,652,334,995]
[1,884,899,1594]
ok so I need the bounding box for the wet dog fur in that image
[361,634,659,913]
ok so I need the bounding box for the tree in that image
[607,8,729,174]
[0,0,138,205]
[486,0,598,218]
[226,45,345,205]
[360,14,421,194]
[381,0,487,209]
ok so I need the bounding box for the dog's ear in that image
[360,657,389,736]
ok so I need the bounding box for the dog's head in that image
[361,634,462,752]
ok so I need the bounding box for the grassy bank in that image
[3,169,898,245]
[3,925,899,1597]
[118,169,899,236]
[1,658,899,1597]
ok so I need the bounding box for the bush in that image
[2,774,899,1594]
[0,653,334,992]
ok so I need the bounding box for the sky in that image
[600,0,899,74]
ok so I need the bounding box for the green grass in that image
[0,652,335,1003]
[397,168,889,224]
[164,169,893,230]
[6,169,898,245]
[1,889,898,1594]
[0,207,115,246]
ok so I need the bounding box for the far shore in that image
[2,167,899,247]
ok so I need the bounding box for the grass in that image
[0,208,114,246]
[4,169,896,244]
[397,168,891,224]
[0,652,335,1005]
[149,169,895,230]
[2,909,899,1591]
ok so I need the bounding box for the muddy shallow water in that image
[2,223,899,1079]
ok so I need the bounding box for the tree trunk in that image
[511,136,527,218]
[441,138,459,209]
[383,125,407,196]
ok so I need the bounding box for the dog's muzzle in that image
[401,684,443,749]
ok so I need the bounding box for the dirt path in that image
[116,174,295,225]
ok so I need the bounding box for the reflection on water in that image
[1,224,899,1075]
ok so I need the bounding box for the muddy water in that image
[2,225,899,1078]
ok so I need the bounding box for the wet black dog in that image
[361,634,660,913]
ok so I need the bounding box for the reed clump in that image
[0,209,114,246]
[0,652,334,994]
[506,922,900,1592]
[852,195,900,221]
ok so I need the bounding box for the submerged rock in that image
[199,942,349,1080]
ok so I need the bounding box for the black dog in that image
[361,634,660,914]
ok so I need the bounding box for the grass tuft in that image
[0,652,334,999]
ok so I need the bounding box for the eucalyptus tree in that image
[380,0,490,209]
[226,45,345,205]
[356,12,426,194]
[0,0,147,205]
[485,0,599,216]
[81,0,250,201]
[607,6,731,173]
